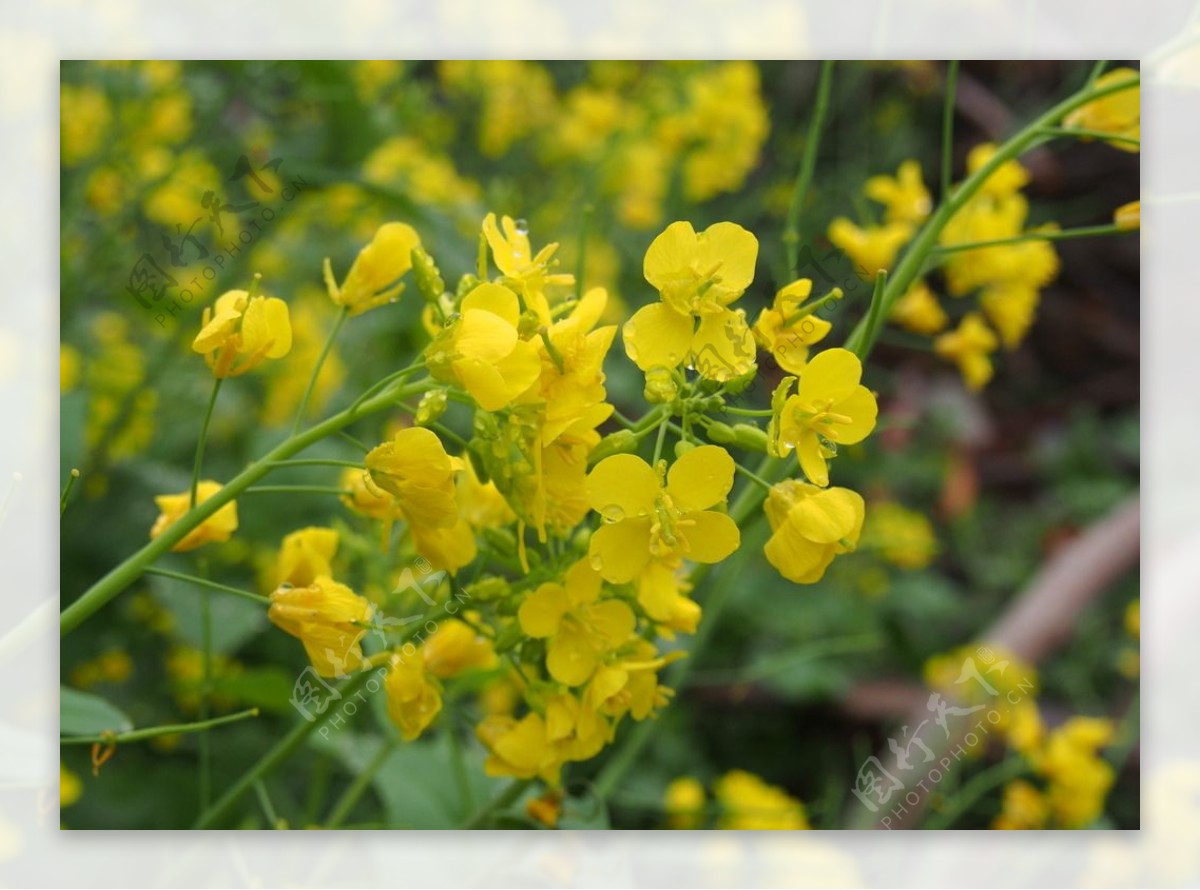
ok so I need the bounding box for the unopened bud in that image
[415,389,448,426]
[644,367,678,403]
[411,246,446,303]
[732,423,769,452]
[704,421,737,444]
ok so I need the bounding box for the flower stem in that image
[268,458,364,470]
[60,707,260,745]
[784,60,835,280]
[923,756,1027,829]
[62,377,432,636]
[60,468,80,517]
[325,741,394,828]
[191,378,223,508]
[143,566,271,606]
[933,222,1132,253]
[1039,125,1139,148]
[845,69,1139,362]
[292,306,348,435]
[462,778,531,829]
[244,485,353,497]
[941,60,960,198]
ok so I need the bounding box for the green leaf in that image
[149,569,267,653]
[209,667,297,714]
[61,687,133,736]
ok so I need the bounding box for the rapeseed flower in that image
[865,159,932,224]
[364,427,462,528]
[1064,68,1140,153]
[324,222,422,315]
[752,278,833,374]
[763,480,864,583]
[714,770,810,830]
[268,575,373,677]
[193,289,293,378]
[149,480,238,552]
[935,312,999,391]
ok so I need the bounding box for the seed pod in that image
[732,423,769,452]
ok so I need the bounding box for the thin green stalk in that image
[846,270,889,359]
[1086,59,1109,86]
[722,406,773,418]
[462,778,531,829]
[200,586,213,810]
[254,779,283,828]
[62,377,432,636]
[733,462,774,492]
[784,60,835,279]
[652,418,670,465]
[60,708,260,745]
[1040,125,1139,148]
[325,741,394,828]
[191,378,223,507]
[143,567,271,606]
[244,485,353,497]
[60,468,80,517]
[934,222,1131,254]
[923,756,1027,829]
[845,70,1140,361]
[292,306,348,435]
[268,458,364,470]
[941,61,960,198]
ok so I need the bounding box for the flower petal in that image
[830,385,877,445]
[587,518,652,583]
[667,445,735,512]
[643,221,698,291]
[690,309,756,381]
[682,510,740,563]
[797,348,862,406]
[622,302,693,372]
[585,454,659,518]
[788,487,864,543]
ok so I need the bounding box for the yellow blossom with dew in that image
[623,221,759,382]
[149,481,238,552]
[267,575,373,678]
[519,559,636,686]
[364,427,462,528]
[192,289,293,378]
[426,282,542,412]
[771,348,878,487]
[586,446,740,583]
[763,480,864,583]
[324,222,422,316]
[482,213,575,323]
[935,312,999,391]
[385,650,443,741]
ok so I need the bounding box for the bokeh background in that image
[57,60,1140,831]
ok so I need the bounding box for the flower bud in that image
[415,388,448,426]
[411,246,446,303]
[732,423,769,452]
[644,367,678,403]
[704,421,737,444]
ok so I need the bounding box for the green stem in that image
[191,378,223,507]
[60,468,80,517]
[784,60,835,279]
[60,708,259,745]
[845,70,1139,361]
[733,463,773,492]
[61,377,431,636]
[325,741,394,828]
[462,778,531,829]
[144,567,271,606]
[200,585,212,810]
[1086,59,1108,86]
[1040,125,1140,148]
[941,61,960,198]
[254,780,282,828]
[268,458,364,470]
[934,222,1131,253]
[846,270,889,359]
[244,485,353,497]
[292,306,348,435]
[652,418,670,465]
[923,756,1027,829]
[722,406,774,418]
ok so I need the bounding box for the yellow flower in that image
[61,763,83,808]
[149,480,238,552]
[273,527,338,588]
[338,466,401,521]
[664,777,706,829]
[992,779,1048,830]
[585,639,677,722]
[623,221,758,382]
[422,618,497,679]
[476,712,561,782]
[60,84,111,166]
[861,501,938,569]
[773,348,878,487]
[1006,699,1045,756]
[384,650,443,740]
[1064,68,1140,153]
[935,312,999,391]
[966,142,1031,197]
[763,480,864,583]
[426,282,542,411]
[889,281,948,335]
[752,279,833,374]
[1034,716,1116,828]
[636,560,701,634]
[60,344,82,393]
[1114,200,1140,230]
[364,427,462,528]
[865,159,932,224]
[526,791,563,828]
[268,575,373,677]
[519,559,636,686]
[714,770,810,830]
[980,282,1040,349]
[482,213,574,323]
[544,690,611,761]
[827,218,913,277]
[585,445,740,583]
[324,222,422,315]
[1125,599,1140,638]
[192,289,293,378]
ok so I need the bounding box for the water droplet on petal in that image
[514,218,530,235]
[588,552,605,571]
[278,582,294,591]
[600,504,625,523]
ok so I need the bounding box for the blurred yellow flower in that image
[1064,68,1140,153]
[752,278,833,374]
[664,776,706,829]
[385,651,443,741]
[714,770,810,830]
[865,159,932,224]
[149,480,238,552]
[934,312,999,391]
[827,218,913,277]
